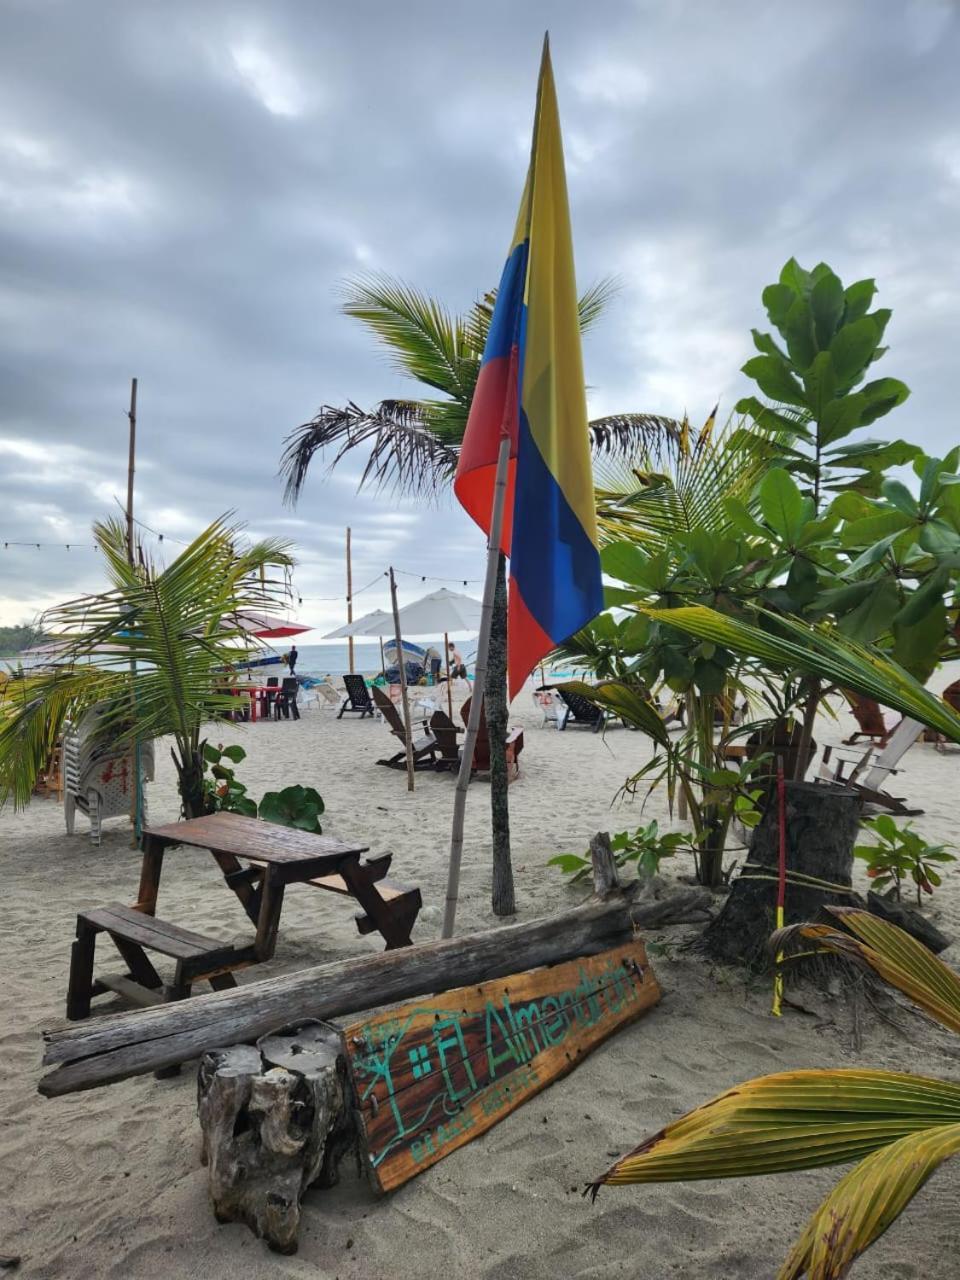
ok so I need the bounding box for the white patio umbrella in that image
[393,588,483,717]
[322,608,394,673]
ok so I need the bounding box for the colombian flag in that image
[454,37,602,700]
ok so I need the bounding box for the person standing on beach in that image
[447,640,467,679]
[288,645,298,674]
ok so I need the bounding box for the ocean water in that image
[291,642,477,677]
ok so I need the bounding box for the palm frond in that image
[0,516,294,808]
[595,414,770,545]
[778,1123,960,1279]
[341,275,474,402]
[279,401,459,503]
[774,909,960,1034]
[587,414,683,461]
[594,1069,960,1189]
[643,605,960,742]
[577,276,621,334]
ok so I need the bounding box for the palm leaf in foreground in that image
[642,605,960,743]
[592,909,960,1277]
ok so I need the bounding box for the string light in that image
[298,566,480,604]
[2,539,99,550]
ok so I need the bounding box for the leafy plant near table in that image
[258,785,324,833]
[592,908,960,1278]
[855,814,956,905]
[202,745,324,833]
[548,820,694,884]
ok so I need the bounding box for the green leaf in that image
[723,498,770,542]
[830,316,881,386]
[802,350,837,426]
[859,377,910,425]
[843,277,877,323]
[827,437,922,473]
[759,468,809,544]
[220,744,246,763]
[779,258,812,293]
[809,269,845,349]
[819,392,867,444]
[881,479,919,518]
[781,296,817,370]
[202,743,222,764]
[784,556,820,609]
[894,569,948,628]
[837,578,899,644]
[762,283,797,327]
[547,853,590,876]
[741,356,808,408]
[601,541,653,586]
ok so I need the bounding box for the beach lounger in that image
[460,696,523,780]
[314,680,344,711]
[338,672,375,719]
[371,686,440,769]
[556,687,605,732]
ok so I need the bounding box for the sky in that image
[1,0,958,638]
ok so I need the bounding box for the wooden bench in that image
[66,903,256,1021]
[306,866,422,939]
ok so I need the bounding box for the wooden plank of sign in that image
[342,938,660,1193]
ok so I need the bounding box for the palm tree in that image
[0,516,293,818]
[279,275,682,914]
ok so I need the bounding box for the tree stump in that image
[701,781,861,973]
[197,1021,354,1254]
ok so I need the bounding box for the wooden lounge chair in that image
[556,687,605,732]
[371,686,440,769]
[338,672,375,719]
[841,691,893,745]
[460,696,524,780]
[428,708,464,770]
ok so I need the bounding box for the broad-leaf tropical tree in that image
[279,274,681,914]
[0,516,293,818]
[592,908,960,1278]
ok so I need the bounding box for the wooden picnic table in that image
[66,812,421,1022]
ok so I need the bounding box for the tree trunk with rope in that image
[700,780,860,973]
[486,553,515,917]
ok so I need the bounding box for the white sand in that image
[2,685,960,1278]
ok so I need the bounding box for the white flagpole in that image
[442,435,511,938]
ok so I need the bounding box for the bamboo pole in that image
[125,378,137,565]
[345,526,355,675]
[442,434,512,938]
[389,566,416,792]
[125,378,141,839]
[444,630,453,719]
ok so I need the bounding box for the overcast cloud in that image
[1,0,958,634]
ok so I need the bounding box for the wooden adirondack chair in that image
[460,696,524,780]
[338,673,375,719]
[371,686,440,770]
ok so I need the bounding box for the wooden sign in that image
[343,938,660,1192]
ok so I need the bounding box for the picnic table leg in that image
[342,865,413,950]
[211,850,262,926]
[254,867,285,961]
[136,836,166,915]
[66,919,98,1020]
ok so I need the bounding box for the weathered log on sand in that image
[198,1023,353,1254]
[701,780,860,972]
[41,877,711,1097]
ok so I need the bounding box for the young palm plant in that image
[279,274,680,913]
[592,908,960,1278]
[0,516,293,818]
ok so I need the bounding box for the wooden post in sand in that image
[442,435,512,939]
[125,377,141,839]
[345,526,355,675]
[389,567,415,792]
[444,629,453,719]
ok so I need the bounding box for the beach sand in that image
[2,684,959,1278]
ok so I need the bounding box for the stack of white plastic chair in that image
[62,705,155,846]
[532,688,564,729]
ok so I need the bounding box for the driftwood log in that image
[701,780,861,972]
[198,1022,353,1254]
[41,837,711,1096]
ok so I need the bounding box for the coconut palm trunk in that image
[486,553,514,915]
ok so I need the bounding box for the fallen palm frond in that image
[592,908,960,1277]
